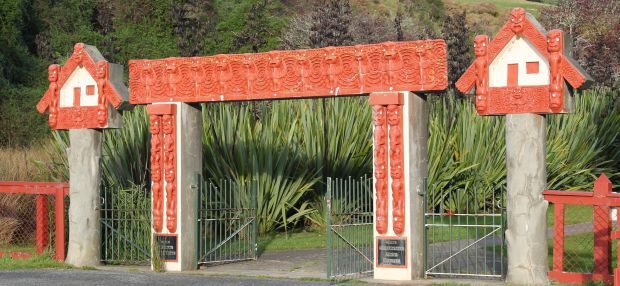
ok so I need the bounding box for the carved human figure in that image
[166,61,179,96]
[325,48,342,91]
[149,115,164,232]
[387,104,404,235]
[141,64,153,99]
[547,29,564,111]
[74,43,85,63]
[384,42,402,88]
[373,105,389,234]
[217,58,232,94]
[268,52,286,92]
[96,61,109,126]
[47,65,60,128]
[162,114,177,233]
[473,35,489,112]
[510,8,526,34]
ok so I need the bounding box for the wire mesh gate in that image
[424,187,506,278]
[197,177,257,265]
[100,186,151,264]
[326,175,374,279]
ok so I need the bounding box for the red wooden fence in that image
[0,181,69,261]
[544,174,617,284]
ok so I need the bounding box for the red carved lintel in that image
[129,40,448,104]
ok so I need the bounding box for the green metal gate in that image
[100,186,151,264]
[197,177,257,265]
[326,175,374,279]
[424,186,506,278]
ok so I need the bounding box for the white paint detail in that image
[59,67,98,107]
[489,36,550,87]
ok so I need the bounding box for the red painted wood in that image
[553,203,565,272]
[35,195,49,254]
[526,61,539,74]
[54,187,65,261]
[456,8,591,115]
[162,112,177,233]
[371,104,388,234]
[387,104,404,235]
[128,41,448,104]
[507,64,519,87]
[0,181,69,196]
[545,174,617,284]
[73,87,81,107]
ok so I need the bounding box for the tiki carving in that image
[510,8,525,35]
[387,104,404,235]
[96,61,109,126]
[473,35,489,113]
[547,29,564,112]
[162,114,177,233]
[47,65,60,129]
[128,40,448,104]
[373,105,389,234]
[149,115,164,232]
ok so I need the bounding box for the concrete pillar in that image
[371,91,428,280]
[505,113,549,285]
[149,102,202,271]
[65,129,102,267]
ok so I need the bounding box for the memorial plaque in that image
[377,237,407,267]
[156,234,177,261]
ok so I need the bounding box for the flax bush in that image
[46,88,620,228]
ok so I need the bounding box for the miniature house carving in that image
[37,43,129,129]
[456,8,592,115]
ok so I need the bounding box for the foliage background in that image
[0,0,618,231]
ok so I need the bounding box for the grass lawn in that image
[258,230,326,252]
[427,214,503,244]
[0,254,69,270]
[547,204,594,227]
[548,232,618,273]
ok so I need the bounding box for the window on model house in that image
[526,61,539,74]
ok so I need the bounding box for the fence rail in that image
[0,181,69,261]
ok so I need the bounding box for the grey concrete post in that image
[65,129,102,267]
[505,113,549,285]
[407,93,428,279]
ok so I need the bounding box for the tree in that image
[171,0,216,56]
[309,0,353,48]
[442,10,471,92]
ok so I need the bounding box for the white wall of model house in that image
[489,36,550,87]
[59,67,99,108]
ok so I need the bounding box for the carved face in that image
[547,30,562,53]
[48,65,59,82]
[376,165,386,179]
[391,165,402,179]
[510,8,526,34]
[149,115,160,134]
[96,61,108,79]
[373,106,386,125]
[387,105,400,125]
[152,168,161,182]
[473,35,488,57]
[162,115,173,134]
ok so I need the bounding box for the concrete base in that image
[65,129,102,267]
[373,92,428,280]
[152,102,202,271]
[505,113,549,285]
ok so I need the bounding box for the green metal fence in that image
[424,185,506,278]
[326,175,374,279]
[100,186,151,264]
[197,176,257,266]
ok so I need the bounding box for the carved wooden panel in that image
[162,113,177,233]
[149,114,164,232]
[129,41,448,104]
[373,105,388,234]
[387,104,405,235]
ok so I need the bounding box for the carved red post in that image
[47,65,60,128]
[373,105,389,234]
[552,203,565,272]
[473,35,489,113]
[149,114,164,232]
[54,186,66,261]
[96,61,109,127]
[35,195,49,254]
[387,104,404,235]
[163,113,177,233]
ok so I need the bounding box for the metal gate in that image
[424,187,506,278]
[197,176,257,265]
[100,186,151,264]
[326,175,374,279]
